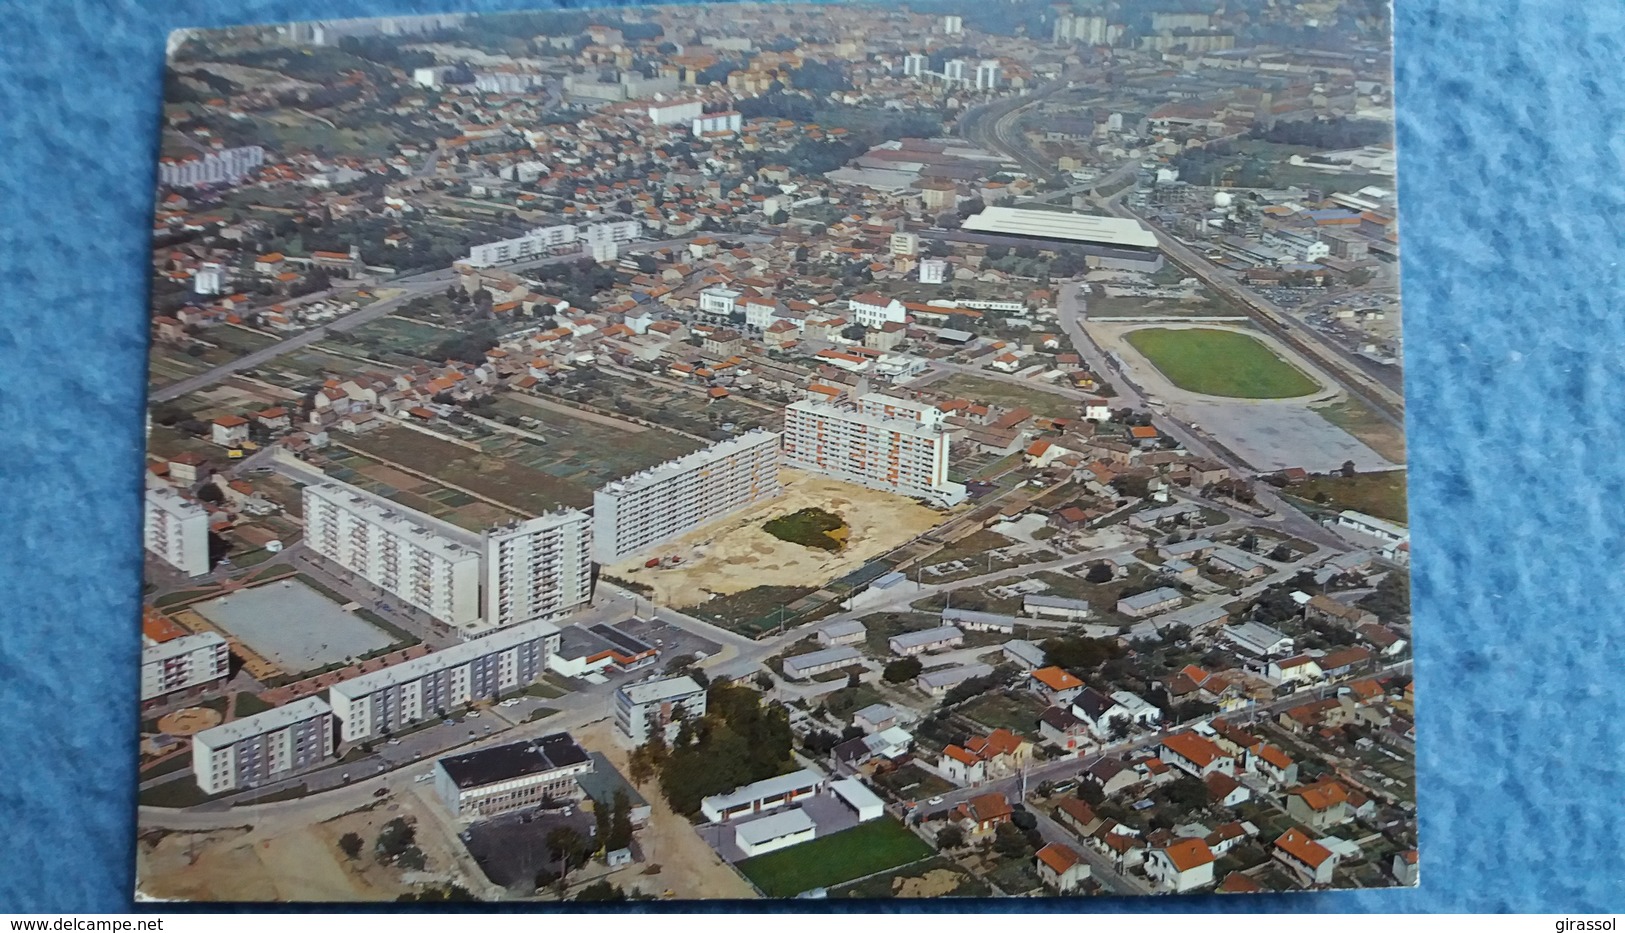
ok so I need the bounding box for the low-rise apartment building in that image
[191,697,333,795]
[613,675,708,744]
[141,632,230,708]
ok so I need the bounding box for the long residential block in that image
[328,619,562,743]
[782,396,966,507]
[303,482,483,626]
[191,696,333,795]
[591,430,782,563]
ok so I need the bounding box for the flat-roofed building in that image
[816,619,866,646]
[144,488,211,577]
[701,768,825,822]
[614,674,707,744]
[1117,586,1185,618]
[889,625,964,656]
[303,481,482,626]
[733,808,817,857]
[782,645,862,680]
[192,697,333,795]
[962,206,1160,251]
[830,778,885,822]
[141,632,230,708]
[592,430,782,563]
[917,662,993,695]
[782,397,967,508]
[1023,594,1094,621]
[328,619,560,742]
[483,511,592,630]
[434,732,594,820]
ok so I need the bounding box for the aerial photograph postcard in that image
[136,0,1415,902]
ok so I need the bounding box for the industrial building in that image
[434,732,594,820]
[140,631,230,708]
[191,696,333,795]
[782,395,966,508]
[144,487,211,578]
[613,674,708,744]
[959,206,1164,270]
[591,430,782,563]
[303,482,483,627]
[327,619,561,742]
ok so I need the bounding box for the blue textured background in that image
[2,0,1623,913]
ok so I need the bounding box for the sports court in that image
[190,580,394,673]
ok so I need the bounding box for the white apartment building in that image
[303,483,483,626]
[692,111,743,136]
[902,53,927,77]
[158,145,265,188]
[975,60,1001,90]
[483,511,592,630]
[144,488,211,577]
[782,395,967,507]
[467,224,579,267]
[942,14,963,34]
[193,262,226,295]
[328,618,561,742]
[191,697,333,795]
[890,231,920,256]
[848,293,908,328]
[698,286,743,321]
[581,219,641,248]
[944,59,967,84]
[141,632,230,707]
[919,258,948,284]
[592,430,783,563]
[648,99,704,125]
[613,675,708,744]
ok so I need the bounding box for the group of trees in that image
[629,682,794,817]
[1040,634,1122,673]
[882,656,923,684]
[591,789,636,855]
[1248,117,1393,151]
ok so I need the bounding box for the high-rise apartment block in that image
[192,696,334,795]
[144,488,211,578]
[591,430,783,563]
[782,394,967,507]
[902,53,927,77]
[303,483,484,626]
[484,512,593,630]
[975,60,1001,90]
[328,619,562,742]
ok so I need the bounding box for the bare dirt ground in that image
[609,471,950,608]
[894,868,964,897]
[135,794,458,902]
[572,721,758,900]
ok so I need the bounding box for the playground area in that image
[156,706,223,736]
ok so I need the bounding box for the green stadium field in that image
[736,818,933,897]
[1123,327,1320,399]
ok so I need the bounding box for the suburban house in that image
[1039,706,1089,750]
[1159,732,1235,779]
[1030,666,1086,705]
[817,619,866,646]
[940,744,988,785]
[1054,797,1103,838]
[1392,849,1419,886]
[1144,838,1217,892]
[211,415,249,447]
[1117,586,1185,618]
[1246,742,1299,786]
[1203,770,1251,807]
[956,792,1014,835]
[1269,654,1324,684]
[853,703,904,734]
[1273,827,1341,886]
[1036,842,1092,893]
[1284,778,1370,830]
[1072,687,1131,740]
[1083,757,1141,798]
[1306,594,1378,629]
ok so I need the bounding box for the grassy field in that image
[736,818,933,897]
[830,855,993,898]
[1292,470,1408,524]
[958,692,1049,739]
[932,374,1080,420]
[1124,327,1320,398]
[1312,396,1407,464]
[341,426,591,514]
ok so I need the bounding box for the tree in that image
[593,795,612,854]
[1108,715,1134,741]
[546,827,589,893]
[936,825,966,850]
[993,821,1033,860]
[753,671,774,692]
[1162,776,1209,813]
[845,670,862,689]
[375,818,416,860]
[338,832,364,861]
[1240,532,1259,553]
[1085,562,1114,584]
[1340,460,1358,478]
[607,790,634,852]
[1077,780,1106,807]
[574,880,627,902]
[883,657,923,683]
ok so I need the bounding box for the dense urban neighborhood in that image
[136,0,1412,902]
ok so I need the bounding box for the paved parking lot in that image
[461,807,598,892]
[618,616,723,664]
